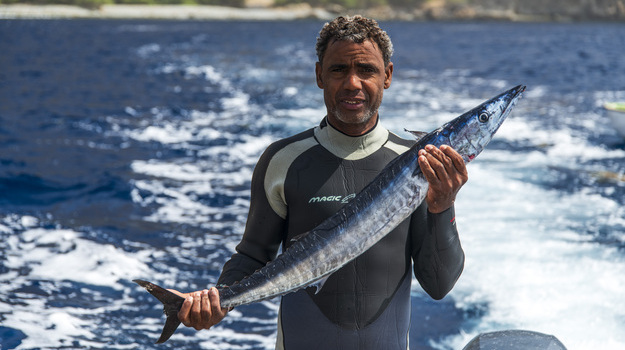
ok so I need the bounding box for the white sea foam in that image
[136,43,161,57]
[132,124,195,144]
[129,128,266,226]
[0,215,166,349]
[4,227,152,288]
[434,164,625,350]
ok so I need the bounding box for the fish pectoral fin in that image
[156,315,181,344]
[404,129,428,141]
[311,276,330,294]
[290,232,310,242]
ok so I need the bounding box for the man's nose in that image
[343,72,362,90]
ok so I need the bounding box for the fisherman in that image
[171,15,467,349]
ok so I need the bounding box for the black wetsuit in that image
[218,118,464,350]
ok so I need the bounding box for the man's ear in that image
[384,62,393,89]
[315,62,324,89]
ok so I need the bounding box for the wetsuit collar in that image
[315,117,389,161]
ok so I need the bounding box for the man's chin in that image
[333,110,376,126]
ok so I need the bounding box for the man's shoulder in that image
[267,128,316,153]
[256,127,319,220]
[256,127,318,170]
[262,127,317,159]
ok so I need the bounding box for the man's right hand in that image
[169,287,228,330]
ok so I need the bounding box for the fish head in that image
[445,85,525,163]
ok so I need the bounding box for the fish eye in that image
[478,112,490,123]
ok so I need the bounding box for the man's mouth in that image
[340,98,365,109]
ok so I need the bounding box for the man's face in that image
[316,39,393,136]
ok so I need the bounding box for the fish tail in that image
[133,279,185,344]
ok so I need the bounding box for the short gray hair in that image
[316,15,394,67]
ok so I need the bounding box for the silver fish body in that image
[135,85,525,343]
[216,84,525,308]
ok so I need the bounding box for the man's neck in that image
[316,117,388,161]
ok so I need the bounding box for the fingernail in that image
[425,145,433,150]
[203,290,209,296]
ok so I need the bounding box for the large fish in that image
[134,85,525,343]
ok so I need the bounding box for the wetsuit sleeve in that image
[410,204,465,300]
[217,146,287,287]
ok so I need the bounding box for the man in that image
[171,15,466,349]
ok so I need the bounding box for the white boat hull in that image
[604,102,625,138]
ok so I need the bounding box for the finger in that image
[437,145,456,167]
[418,153,441,186]
[209,287,227,319]
[438,147,468,190]
[428,146,466,187]
[424,144,443,160]
[440,145,468,176]
[429,146,456,173]
[422,147,449,183]
[191,292,202,330]
[200,289,211,328]
[178,296,193,327]
[168,289,187,298]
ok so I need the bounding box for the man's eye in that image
[360,67,377,74]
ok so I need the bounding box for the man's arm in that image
[410,204,465,300]
[411,144,467,299]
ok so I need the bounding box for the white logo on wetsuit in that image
[308,193,356,204]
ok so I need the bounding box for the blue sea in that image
[1,19,624,349]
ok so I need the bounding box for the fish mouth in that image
[500,85,525,118]
[513,84,526,95]
[495,85,526,122]
[509,85,526,102]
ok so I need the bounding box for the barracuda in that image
[134,85,525,343]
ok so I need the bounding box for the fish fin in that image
[404,129,428,140]
[311,276,330,294]
[290,232,310,242]
[133,279,185,344]
[134,279,185,305]
[156,316,181,344]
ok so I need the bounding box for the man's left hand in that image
[418,144,468,214]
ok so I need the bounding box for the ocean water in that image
[1,19,624,350]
